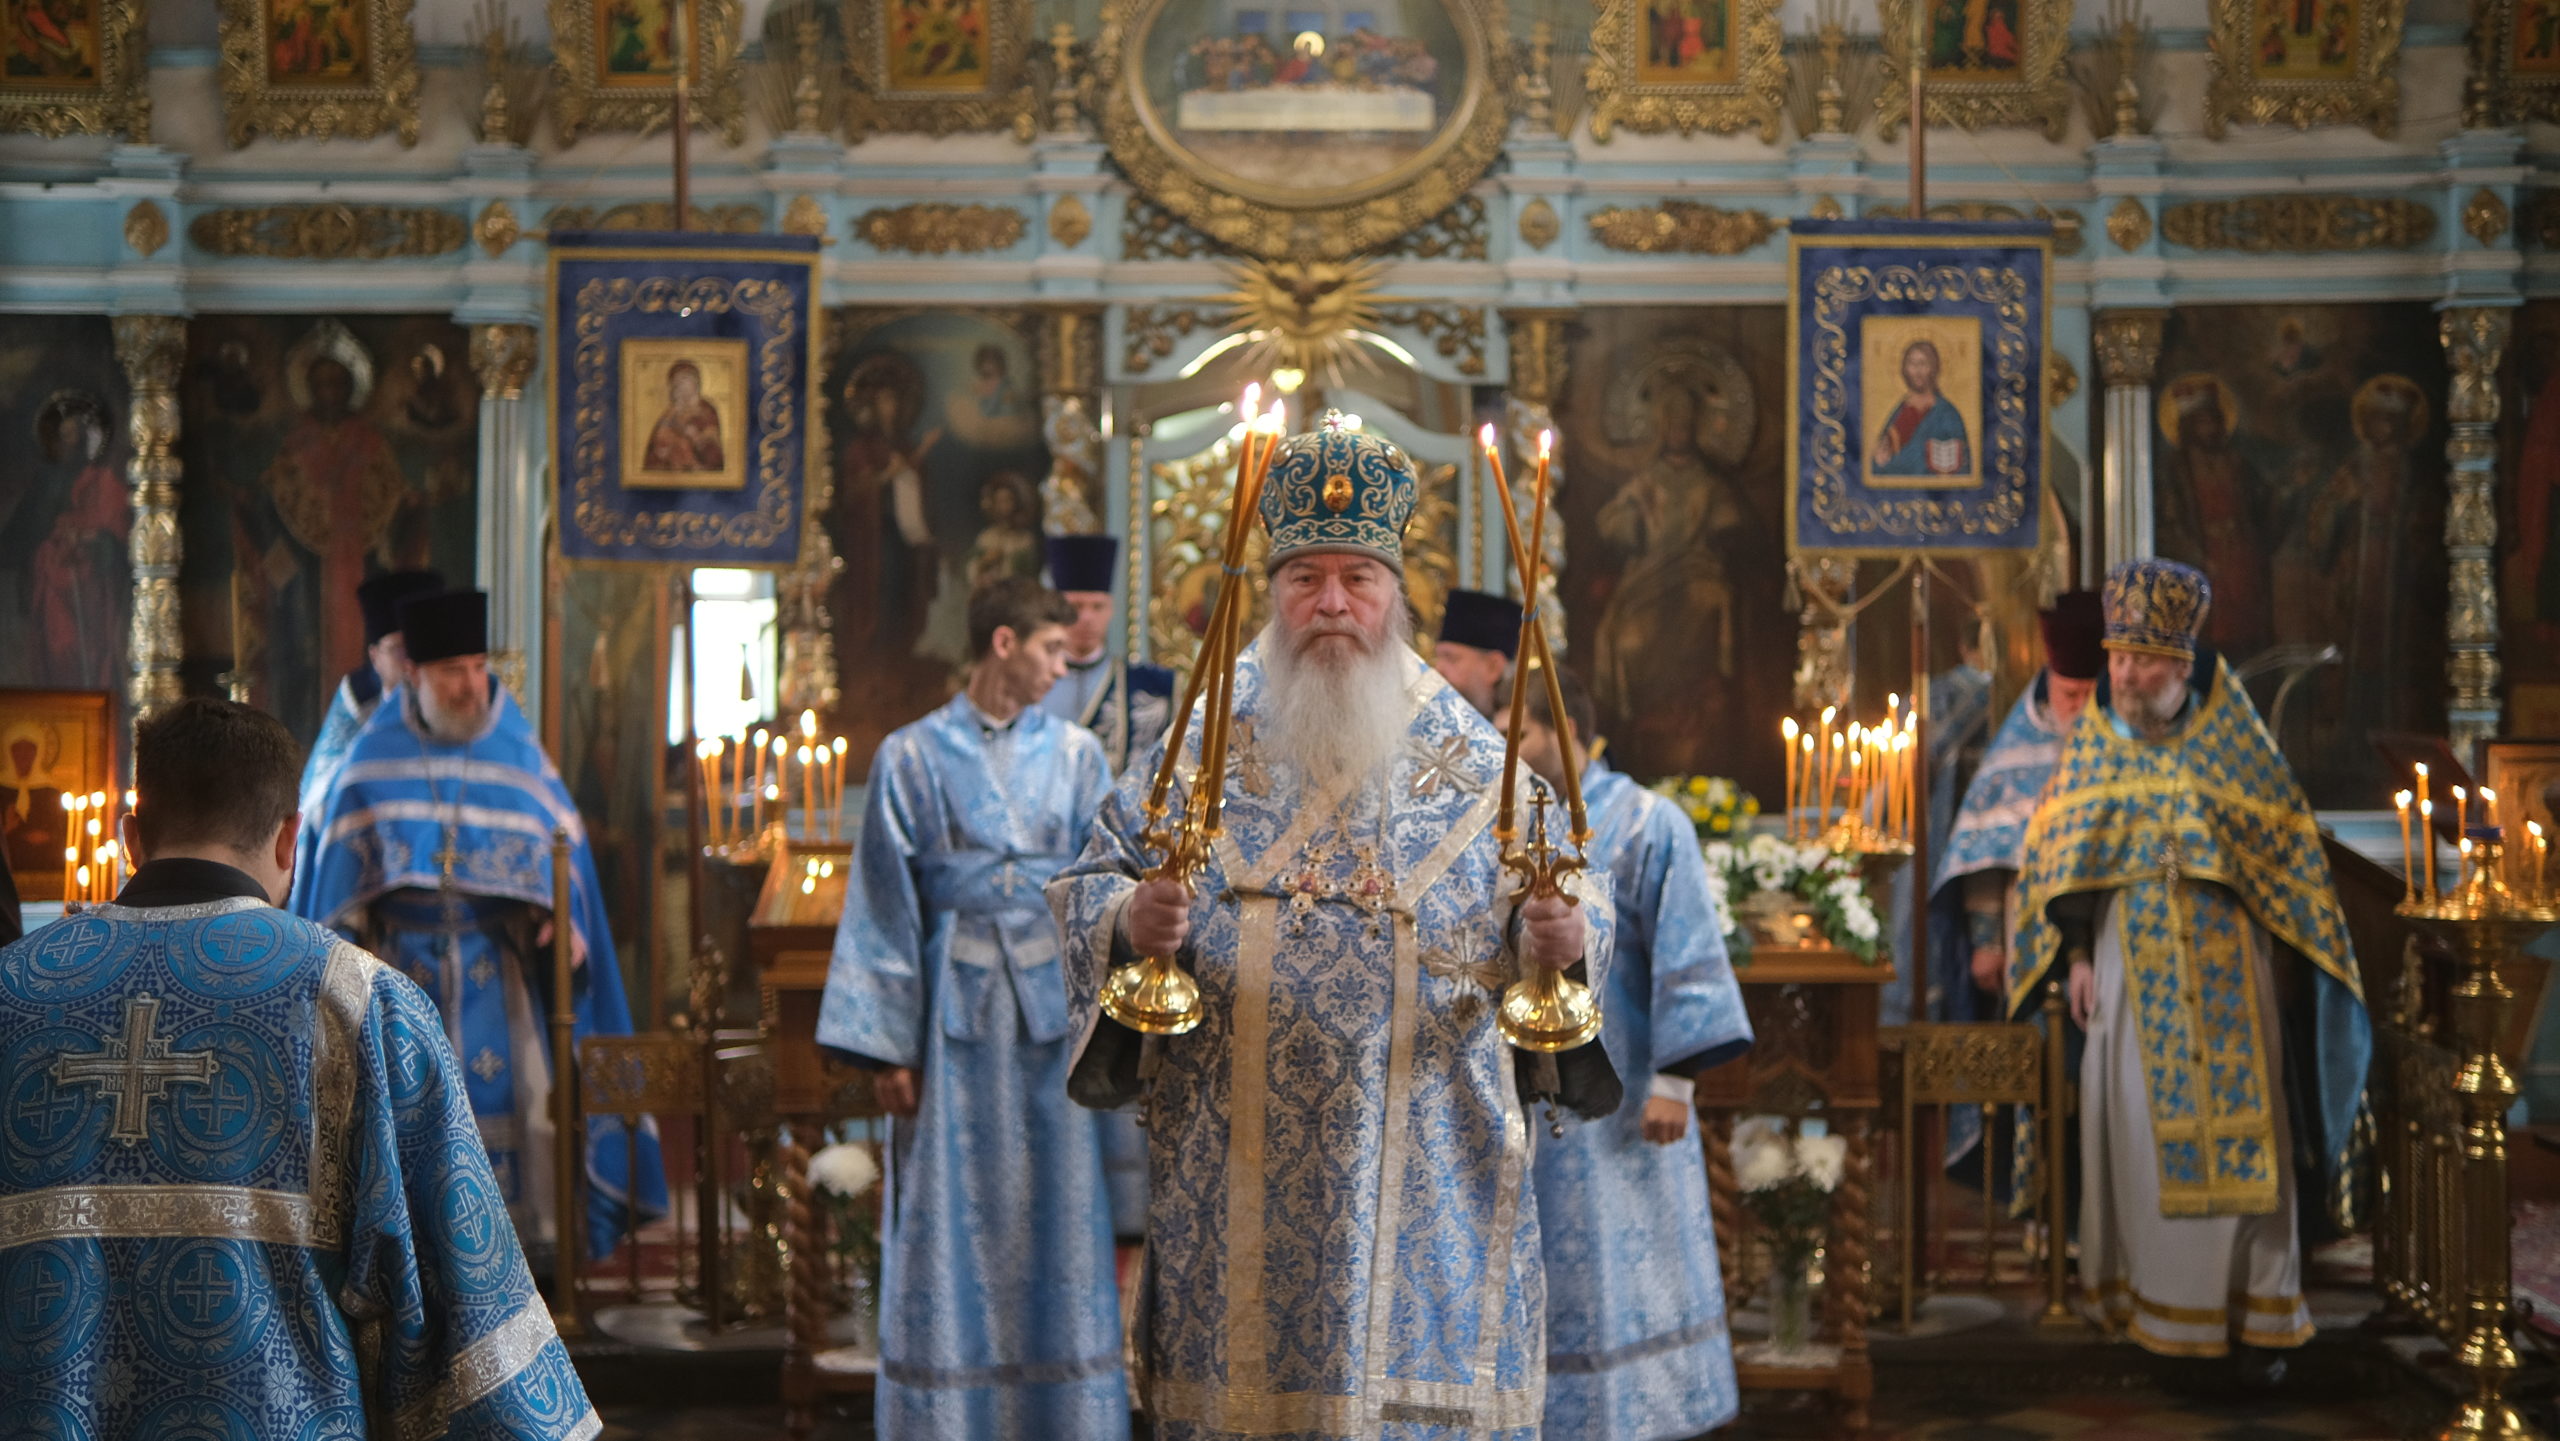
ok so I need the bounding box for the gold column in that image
[114,315,186,723]
[2092,310,2165,571]
[1037,305,1107,536]
[2440,307,2510,765]
[470,323,540,705]
[778,316,841,716]
[1501,309,1572,653]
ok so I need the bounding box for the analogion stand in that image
[1696,945,1888,1436]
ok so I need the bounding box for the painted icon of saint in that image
[5,0,99,81]
[1869,339,1971,477]
[643,361,725,472]
[269,0,367,80]
[604,0,676,76]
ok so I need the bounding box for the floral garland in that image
[1649,774,1760,838]
[1700,832,1884,962]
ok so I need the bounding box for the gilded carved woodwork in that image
[476,200,523,258]
[549,0,746,145]
[2478,0,2560,122]
[1867,201,2084,256]
[852,203,1027,256]
[2106,196,2152,251]
[1502,311,1569,409]
[2093,310,2166,388]
[1121,194,1227,262]
[845,0,1037,140]
[1119,306,1215,375]
[1791,553,1856,710]
[2203,0,2403,137]
[188,204,468,260]
[2440,307,2509,758]
[2464,188,2513,247]
[781,194,830,240]
[123,201,167,259]
[1584,0,1786,142]
[1517,198,1561,251]
[1376,306,1489,378]
[780,311,848,716]
[115,315,186,721]
[1586,201,1780,255]
[1037,307,1107,534]
[1219,259,1391,376]
[1378,195,1491,262]
[469,323,539,400]
[2159,195,2434,252]
[0,0,145,138]
[468,1,546,145]
[1809,193,1846,220]
[218,0,420,147]
[543,201,762,234]
[1877,0,2074,139]
[2047,351,2079,408]
[1047,194,1094,249]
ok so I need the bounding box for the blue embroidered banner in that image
[1787,219,2050,555]
[549,230,819,567]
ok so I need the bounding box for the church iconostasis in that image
[1556,307,1794,806]
[175,315,481,744]
[0,314,128,696]
[823,308,1050,777]
[2145,304,2448,808]
[2499,302,2560,741]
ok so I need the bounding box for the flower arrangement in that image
[1649,775,1759,839]
[1701,833,1884,962]
[811,1138,883,1330]
[1731,1118,1848,1358]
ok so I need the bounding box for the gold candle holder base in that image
[1100,953,1204,1036]
[1497,967,1604,1053]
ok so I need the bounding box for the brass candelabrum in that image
[1479,423,1603,1054]
[2397,830,2559,1441]
[1098,393,1286,1037]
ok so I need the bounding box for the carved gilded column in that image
[115,315,185,723]
[779,316,843,716]
[1791,554,1856,711]
[1501,310,1572,654]
[2093,310,2165,570]
[470,323,541,707]
[1037,306,1106,536]
[2440,307,2510,762]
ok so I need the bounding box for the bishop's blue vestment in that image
[294,668,385,886]
[1049,647,1620,1441]
[817,694,1130,1440]
[1531,760,1750,1441]
[291,681,665,1261]
[0,861,599,1439]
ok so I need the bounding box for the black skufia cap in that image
[398,589,489,664]
[359,569,446,645]
[1438,588,1522,658]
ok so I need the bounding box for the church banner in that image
[549,230,820,567]
[1786,219,2051,556]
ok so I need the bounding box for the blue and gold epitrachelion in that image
[1787,219,2050,555]
[549,230,819,566]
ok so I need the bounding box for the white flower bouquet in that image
[810,1137,883,1321]
[1700,833,1885,962]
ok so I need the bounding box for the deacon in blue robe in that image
[0,696,596,1440]
[295,569,444,884]
[293,589,664,1262]
[818,577,1129,1440]
[1050,416,1620,1441]
[1501,673,1752,1441]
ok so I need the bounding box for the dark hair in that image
[1492,659,1598,750]
[132,697,303,855]
[967,576,1075,660]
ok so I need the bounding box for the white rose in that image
[1736,1136,1796,1193]
[1825,876,1863,902]
[1845,905,1880,941]
[1753,864,1786,895]
[1795,1133,1848,1191]
[810,1142,880,1198]
[1703,841,1736,871]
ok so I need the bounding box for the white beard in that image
[1257,605,1415,788]
[2115,670,2190,738]
[415,686,492,746]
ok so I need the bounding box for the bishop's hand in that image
[1123,877,1193,958]
[1520,893,1585,971]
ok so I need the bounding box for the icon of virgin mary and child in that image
[1869,337,1972,478]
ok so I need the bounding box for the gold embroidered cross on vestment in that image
[1407,734,1479,799]
[51,993,218,1145]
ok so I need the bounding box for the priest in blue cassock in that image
[293,587,665,1262]
[295,568,443,877]
[818,574,1129,1440]
[1430,587,1522,717]
[1050,414,1618,1441]
[1499,663,1751,1441]
[0,697,597,1439]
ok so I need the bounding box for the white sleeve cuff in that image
[1648,1072,1697,1106]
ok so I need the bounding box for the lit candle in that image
[2532,820,2548,899]
[61,793,77,900]
[2460,836,2474,894]
[2415,762,2431,831]
[2453,786,2469,838]
[832,737,850,841]
[1800,733,1816,835]
[2421,799,2438,900]
[798,746,815,839]
[2482,787,2500,837]
[2395,790,2414,902]
[1827,732,1845,830]
[751,728,772,835]
[1782,718,1800,839]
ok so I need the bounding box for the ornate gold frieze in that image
[115,315,186,720]
[1877,0,2074,139]
[781,194,830,240]
[1379,195,1491,261]
[2159,195,2434,252]
[124,201,167,258]
[469,323,539,401]
[2047,351,2080,407]
[1503,311,1571,408]
[1587,200,1780,255]
[542,202,763,234]
[1220,259,1387,375]
[1121,194,1225,261]
[2203,0,2403,137]
[1121,306,1216,375]
[1809,194,1846,221]
[2093,310,2165,388]
[846,0,1037,140]
[188,205,468,260]
[548,0,745,145]
[852,203,1027,256]
[1518,198,1561,251]
[1584,0,1786,142]
[1376,306,1489,378]
[1866,200,2085,255]
[0,0,146,138]
[476,200,522,258]
[1048,194,1094,249]
[2463,188,2511,247]
[218,0,420,146]
[468,2,545,146]
[2106,196,2152,251]
[1045,20,1089,133]
[2439,307,2509,756]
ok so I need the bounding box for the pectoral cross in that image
[52,994,218,1145]
[435,825,462,889]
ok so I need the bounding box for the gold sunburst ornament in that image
[1192,259,1413,384]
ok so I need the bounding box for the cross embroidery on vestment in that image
[51,993,219,1145]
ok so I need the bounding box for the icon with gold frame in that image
[842,0,1038,139]
[548,0,747,144]
[215,0,420,146]
[0,0,145,137]
[2203,0,2403,136]
[0,688,112,903]
[1875,0,2073,139]
[2473,0,2560,122]
[1584,0,1787,142]
[620,337,750,492]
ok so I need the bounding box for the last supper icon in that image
[1144,1,1467,191]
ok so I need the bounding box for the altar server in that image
[818,575,1130,1440]
[293,587,665,1260]
[1502,663,1752,1441]
[0,697,596,1438]
[1432,585,1522,716]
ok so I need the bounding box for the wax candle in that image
[1782,718,1800,840]
[2483,787,2500,837]
[2415,763,2431,830]
[2421,799,2437,899]
[2532,820,2548,898]
[2395,790,2414,901]
[2453,785,2469,838]
[798,746,815,838]
[832,737,849,840]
